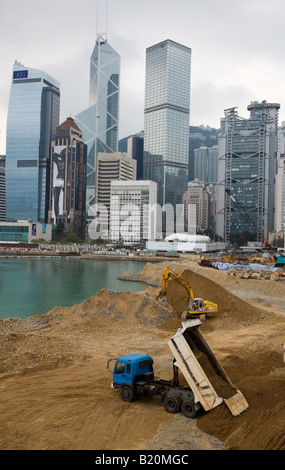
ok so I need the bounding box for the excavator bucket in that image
[159,297,168,307]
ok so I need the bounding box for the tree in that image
[54,221,65,241]
[230,231,255,247]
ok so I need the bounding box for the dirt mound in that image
[198,347,285,450]
[193,350,236,399]
[0,288,174,377]
[164,268,268,327]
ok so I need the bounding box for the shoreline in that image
[0,251,180,262]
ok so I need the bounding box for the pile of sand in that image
[193,350,236,399]
[0,259,284,450]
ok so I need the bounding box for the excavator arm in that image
[156,266,194,300]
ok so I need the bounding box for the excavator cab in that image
[156,266,218,319]
[189,297,205,312]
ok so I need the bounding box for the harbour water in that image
[0,258,148,320]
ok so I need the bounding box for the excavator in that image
[156,266,218,319]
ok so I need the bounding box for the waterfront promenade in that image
[0,244,181,262]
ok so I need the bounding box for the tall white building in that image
[110,180,157,242]
[275,154,285,232]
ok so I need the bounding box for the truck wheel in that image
[120,386,134,402]
[164,394,181,414]
[181,400,197,418]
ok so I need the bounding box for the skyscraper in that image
[48,117,87,238]
[75,33,120,223]
[94,152,136,238]
[127,133,144,180]
[194,145,218,184]
[143,39,191,208]
[216,101,280,243]
[5,62,60,222]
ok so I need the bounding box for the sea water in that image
[0,257,147,319]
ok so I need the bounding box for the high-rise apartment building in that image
[75,34,120,223]
[95,151,136,206]
[143,39,191,208]
[216,101,280,243]
[95,152,136,238]
[48,117,87,238]
[6,62,60,222]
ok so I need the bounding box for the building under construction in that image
[216,101,280,244]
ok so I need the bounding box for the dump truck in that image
[156,266,218,319]
[108,319,248,418]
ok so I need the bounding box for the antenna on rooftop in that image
[106,1,108,39]
[96,1,108,41]
[96,2,98,38]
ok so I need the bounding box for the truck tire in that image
[164,394,181,414]
[181,400,197,418]
[120,386,134,402]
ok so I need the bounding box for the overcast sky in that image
[1,0,285,154]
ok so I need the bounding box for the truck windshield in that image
[115,362,125,374]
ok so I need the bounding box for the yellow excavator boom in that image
[157,266,194,299]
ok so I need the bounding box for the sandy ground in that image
[0,258,284,451]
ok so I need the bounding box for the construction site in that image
[0,256,284,451]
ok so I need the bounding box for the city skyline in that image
[1,0,285,154]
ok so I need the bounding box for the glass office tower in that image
[194,145,218,184]
[216,101,280,243]
[6,63,60,222]
[75,34,120,222]
[143,39,191,208]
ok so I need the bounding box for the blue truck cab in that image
[112,353,153,387]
